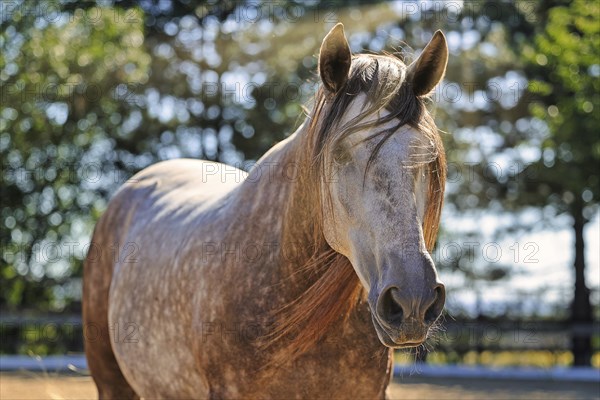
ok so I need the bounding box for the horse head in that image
[315,24,448,348]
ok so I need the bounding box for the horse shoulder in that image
[103,158,249,397]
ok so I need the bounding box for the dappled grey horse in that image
[83,23,448,399]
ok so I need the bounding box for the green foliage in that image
[521,0,600,215]
[1,6,149,311]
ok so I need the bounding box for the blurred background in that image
[1,0,599,382]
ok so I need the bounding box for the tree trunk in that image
[570,206,592,366]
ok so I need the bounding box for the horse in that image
[83,23,448,399]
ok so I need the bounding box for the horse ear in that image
[406,30,448,96]
[319,23,351,94]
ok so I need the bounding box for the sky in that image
[438,210,600,316]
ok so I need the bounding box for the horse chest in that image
[192,301,391,398]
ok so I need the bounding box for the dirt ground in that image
[1,372,599,400]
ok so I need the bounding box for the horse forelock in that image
[265,53,446,367]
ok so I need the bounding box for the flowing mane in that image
[266,53,447,365]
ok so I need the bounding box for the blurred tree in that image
[518,0,600,366]
[435,0,599,365]
[1,4,151,311]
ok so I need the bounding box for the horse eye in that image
[333,147,351,165]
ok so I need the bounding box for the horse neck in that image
[234,117,385,369]
[236,120,321,281]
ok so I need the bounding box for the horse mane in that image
[264,53,446,367]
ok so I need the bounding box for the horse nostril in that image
[424,284,445,325]
[378,287,404,325]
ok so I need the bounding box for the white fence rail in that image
[1,355,598,382]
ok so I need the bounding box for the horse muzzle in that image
[370,283,445,348]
